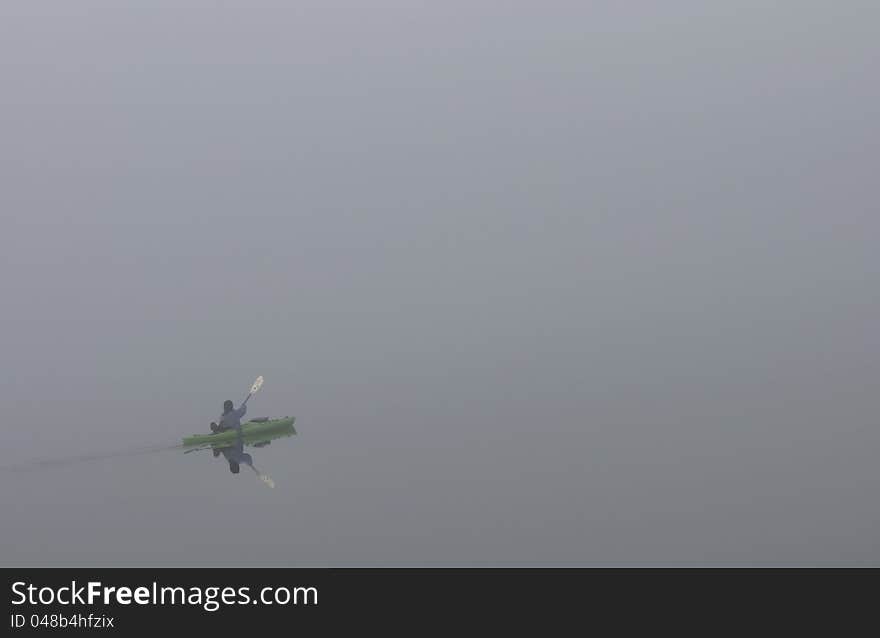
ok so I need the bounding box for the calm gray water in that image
[2,2,879,566]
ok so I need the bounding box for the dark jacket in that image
[218,404,247,431]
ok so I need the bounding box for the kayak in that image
[182,417,296,447]
[181,420,296,456]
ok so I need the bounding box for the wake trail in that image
[0,442,184,472]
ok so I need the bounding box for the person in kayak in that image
[210,399,247,433]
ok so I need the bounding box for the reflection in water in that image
[183,419,297,488]
[214,433,275,488]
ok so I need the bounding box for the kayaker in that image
[210,399,247,433]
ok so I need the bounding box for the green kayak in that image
[182,417,296,447]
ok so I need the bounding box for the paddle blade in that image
[250,376,264,395]
[259,474,275,488]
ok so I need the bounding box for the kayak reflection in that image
[183,417,296,488]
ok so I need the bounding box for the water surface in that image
[1,2,879,566]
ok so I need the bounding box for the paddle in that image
[241,375,264,408]
[246,462,276,488]
[241,376,273,486]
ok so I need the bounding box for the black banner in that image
[2,568,873,632]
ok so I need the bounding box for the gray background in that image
[1,1,878,565]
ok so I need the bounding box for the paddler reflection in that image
[212,431,276,488]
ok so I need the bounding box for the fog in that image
[1,1,878,565]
